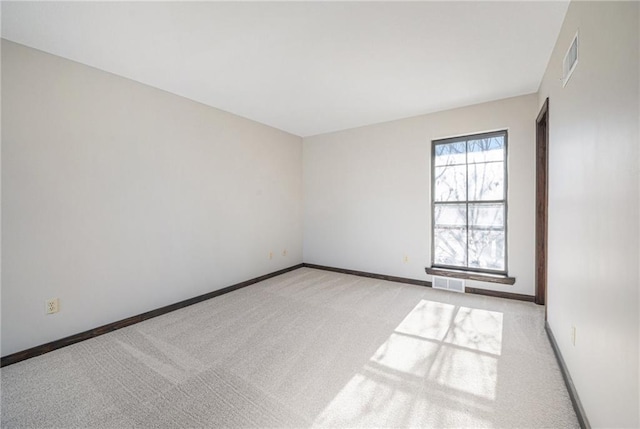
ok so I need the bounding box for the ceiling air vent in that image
[562,31,579,87]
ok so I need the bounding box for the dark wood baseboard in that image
[303,263,534,302]
[0,264,304,368]
[1,262,536,367]
[302,263,432,287]
[464,287,535,302]
[545,321,591,429]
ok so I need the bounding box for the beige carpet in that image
[1,268,578,428]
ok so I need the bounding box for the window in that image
[432,130,507,274]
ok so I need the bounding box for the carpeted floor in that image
[1,268,578,428]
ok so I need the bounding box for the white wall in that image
[538,1,639,427]
[1,40,303,356]
[304,94,537,296]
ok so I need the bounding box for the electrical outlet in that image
[571,326,576,346]
[282,249,287,257]
[269,251,273,260]
[46,298,59,314]
[403,255,409,263]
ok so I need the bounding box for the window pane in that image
[434,203,466,227]
[468,229,505,271]
[469,203,504,229]
[434,165,466,201]
[434,141,466,166]
[468,161,504,201]
[468,136,504,164]
[434,227,467,267]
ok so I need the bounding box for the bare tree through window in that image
[432,131,507,273]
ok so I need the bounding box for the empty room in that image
[1,1,638,428]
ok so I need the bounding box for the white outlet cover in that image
[46,298,59,314]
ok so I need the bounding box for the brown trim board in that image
[425,267,516,285]
[303,263,431,287]
[464,287,534,302]
[536,98,550,307]
[545,321,591,429]
[3,263,535,367]
[1,264,304,368]
[304,263,533,302]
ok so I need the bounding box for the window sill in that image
[425,267,516,285]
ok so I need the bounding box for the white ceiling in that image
[2,1,569,137]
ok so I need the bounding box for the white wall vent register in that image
[562,31,579,87]
[432,276,465,293]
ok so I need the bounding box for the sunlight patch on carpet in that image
[313,299,503,427]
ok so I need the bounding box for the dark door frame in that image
[535,98,549,308]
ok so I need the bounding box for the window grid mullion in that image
[434,199,505,205]
[465,139,469,269]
